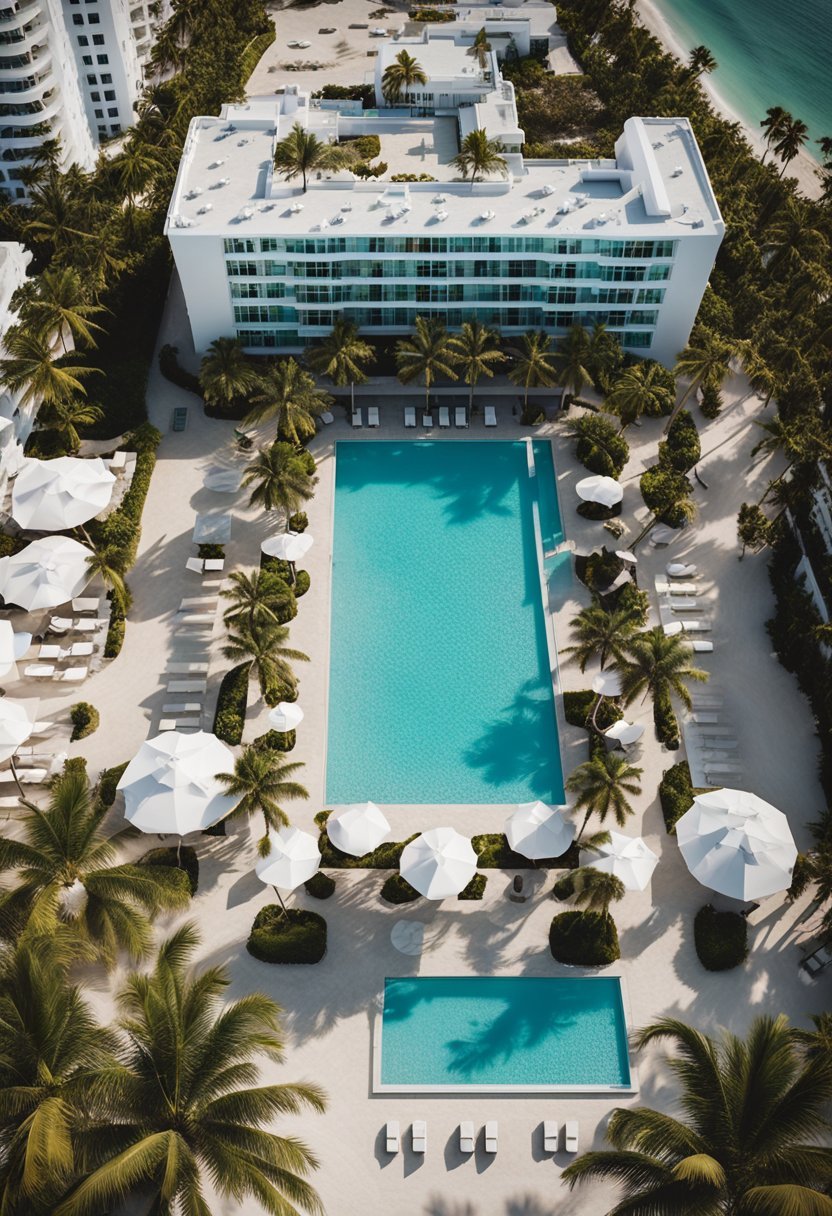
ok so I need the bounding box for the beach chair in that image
[803,944,832,976]
[24,664,55,679]
[704,762,744,779]
[320,411,334,426]
[439,407,450,428]
[484,1121,498,1153]
[167,680,207,694]
[385,1121,400,1153]
[668,596,705,612]
[543,1121,558,1153]
[162,702,203,714]
[73,618,106,632]
[168,662,209,675]
[72,598,100,614]
[367,406,380,427]
[12,768,48,784]
[667,562,697,577]
[176,613,215,626]
[108,450,127,472]
[38,644,62,661]
[455,407,468,428]
[678,618,712,632]
[404,406,416,428]
[701,736,739,750]
[351,409,362,428]
[484,405,497,427]
[565,1122,579,1154]
[412,1120,427,1154]
[185,557,204,574]
[159,717,202,732]
[69,642,94,657]
[204,558,225,573]
[459,1122,475,1154]
[691,640,714,652]
[48,617,72,634]
[59,666,88,682]
[655,577,698,596]
[692,712,720,724]
[422,412,433,429]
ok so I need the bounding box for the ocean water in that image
[655,0,831,157]
[325,440,565,805]
[380,977,632,1088]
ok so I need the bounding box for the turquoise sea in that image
[653,0,831,159]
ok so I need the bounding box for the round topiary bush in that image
[247,906,327,963]
[70,702,99,742]
[288,511,308,533]
[304,871,335,900]
[549,911,620,966]
[694,904,748,971]
[380,874,421,904]
[458,873,487,900]
[294,570,311,597]
[138,845,199,896]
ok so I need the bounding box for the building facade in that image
[0,240,35,497]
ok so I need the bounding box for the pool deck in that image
[7,272,829,1216]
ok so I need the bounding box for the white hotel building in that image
[165,26,724,368]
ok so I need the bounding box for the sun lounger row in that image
[185,557,225,575]
[352,407,380,427]
[384,1119,578,1156]
[49,617,107,634]
[24,664,88,682]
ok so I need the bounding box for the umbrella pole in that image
[590,692,604,732]
[9,754,24,800]
[272,885,289,919]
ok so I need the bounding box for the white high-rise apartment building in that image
[0,240,35,496]
[0,0,169,200]
[165,27,724,369]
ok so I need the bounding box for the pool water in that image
[379,977,632,1090]
[326,441,565,805]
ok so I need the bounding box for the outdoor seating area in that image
[383,1119,580,1158]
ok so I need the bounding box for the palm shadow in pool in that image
[445,990,586,1080]
[463,681,563,800]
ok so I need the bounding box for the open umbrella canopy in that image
[267,701,304,732]
[592,669,623,698]
[256,826,321,890]
[117,730,237,835]
[0,535,91,610]
[604,719,645,747]
[505,801,575,860]
[0,698,32,763]
[676,788,797,901]
[0,620,29,678]
[399,827,477,899]
[580,830,658,891]
[12,457,115,531]
[261,531,314,562]
[576,475,623,507]
[328,802,391,857]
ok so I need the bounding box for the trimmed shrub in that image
[640,465,692,529]
[458,873,487,900]
[62,756,88,777]
[549,911,620,965]
[294,569,311,597]
[288,511,308,533]
[659,410,700,473]
[304,871,336,900]
[315,810,417,869]
[522,402,546,426]
[653,686,680,749]
[240,27,276,82]
[380,874,421,904]
[659,761,695,833]
[570,414,629,477]
[787,853,813,902]
[563,689,622,734]
[247,906,327,963]
[582,547,623,592]
[694,904,748,971]
[577,499,620,521]
[70,702,99,742]
[97,761,127,807]
[346,133,381,160]
[138,845,199,896]
[254,728,296,752]
[103,594,126,659]
[700,383,724,420]
[159,344,202,396]
[473,832,577,870]
[313,82,375,106]
[390,172,437,182]
[213,662,250,745]
[198,543,225,560]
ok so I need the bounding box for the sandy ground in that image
[634,0,823,201]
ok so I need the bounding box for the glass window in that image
[86,73,96,83]
[104,90,115,100]
[77,35,88,46]
[72,13,83,25]
[94,108,103,118]
[107,107,117,116]
[88,13,100,23]
[83,56,92,66]
[96,53,108,64]
[110,123,120,134]
[90,91,100,101]
[92,34,104,44]
[100,73,112,82]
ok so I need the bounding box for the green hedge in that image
[240,27,276,81]
[653,685,680,749]
[103,594,126,660]
[458,873,487,900]
[381,874,421,904]
[346,133,381,160]
[549,911,620,965]
[659,410,701,473]
[247,906,327,964]
[253,727,296,752]
[659,761,696,833]
[138,845,199,896]
[304,871,336,900]
[640,465,692,529]
[294,570,310,597]
[213,663,250,744]
[472,832,578,869]
[694,904,748,971]
[571,414,629,477]
[314,811,416,868]
[97,761,128,807]
[70,702,99,742]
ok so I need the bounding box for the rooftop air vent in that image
[671,165,683,177]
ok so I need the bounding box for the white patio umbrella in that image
[261,531,314,562]
[256,827,321,911]
[0,535,91,610]
[11,457,115,531]
[117,730,237,835]
[592,670,623,698]
[604,719,645,747]
[399,827,477,899]
[0,698,32,763]
[576,475,623,508]
[676,788,797,901]
[328,801,391,857]
[0,620,30,679]
[267,701,304,732]
[505,801,575,860]
[580,830,658,891]
[615,550,637,565]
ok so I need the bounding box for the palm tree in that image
[565,753,643,841]
[774,114,810,176]
[450,129,508,183]
[760,105,789,164]
[395,316,459,414]
[687,44,717,76]
[557,324,593,399]
[763,198,828,274]
[0,767,190,965]
[667,328,732,432]
[220,567,295,629]
[223,618,309,704]
[381,50,428,107]
[605,362,675,431]
[558,865,627,918]
[0,329,100,411]
[507,330,559,408]
[737,340,778,408]
[16,266,105,353]
[83,542,127,609]
[448,320,506,412]
[563,1015,832,1213]
[53,924,326,1216]
[305,318,374,414]
[241,440,317,525]
[469,27,491,69]
[109,136,163,206]
[617,626,708,712]
[562,599,644,671]
[245,358,333,444]
[42,397,104,452]
[199,336,260,413]
[586,320,621,387]
[273,121,348,191]
[218,745,309,855]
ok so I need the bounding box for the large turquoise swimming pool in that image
[377,977,632,1091]
[325,440,564,805]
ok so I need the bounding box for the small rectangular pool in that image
[326,440,565,805]
[375,976,633,1092]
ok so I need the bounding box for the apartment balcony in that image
[0,0,42,26]
[0,65,51,99]
[0,87,57,123]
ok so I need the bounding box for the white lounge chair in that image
[422,412,433,429]
[24,664,55,679]
[701,736,739,750]
[459,1121,475,1154]
[692,694,724,708]
[11,768,48,784]
[367,406,380,427]
[185,557,204,574]
[204,558,225,573]
[69,642,93,657]
[668,596,705,612]
[543,1121,558,1153]
[404,406,416,428]
[72,597,100,613]
[698,724,734,735]
[48,617,72,634]
[176,613,215,625]
[159,717,202,731]
[108,450,127,472]
[667,562,697,577]
[168,662,209,675]
[439,406,450,428]
[73,618,106,632]
[484,405,497,427]
[655,577,698,596]
[484,1121,498,1153]
[385,1121,400,1153]
[351,410,362,428]
[38,644,62,661]
[704,763,744,778]
[320,411,334,425]
[565,1121,579,1153]
[455,407,468,428]
[692,712,720,724]
[691,640,714,652]
[59,666,88,682]
[162,702,203,714]
[412,1120,427,1153]
[678,618,712,632]
[167,680,207,694]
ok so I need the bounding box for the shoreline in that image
[633,0,822,200]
